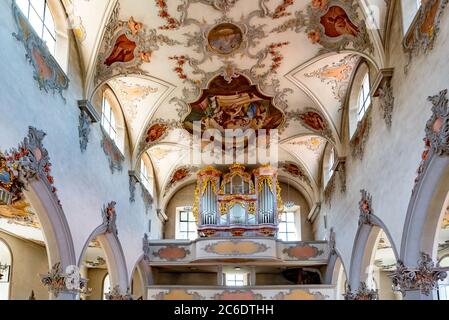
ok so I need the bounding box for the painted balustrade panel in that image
[147,239,330,264]
[147,285,336,300]
[279,241,329,262]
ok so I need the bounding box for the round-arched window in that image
[0,240,12,300]
[16,0,57,54]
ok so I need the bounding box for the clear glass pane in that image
[287,223,296,232]
[179,222,188,232]
[278,223,286,233]
[44,4,55,34]
[28,8,43,37]
[188,222,197,231]
[42,29,55,53]
[279,233,287,241]
[188,211,195,221]
[286,212,295,222]
[30,0,45,19]
[180,211,187,221]
[16,0,29,16]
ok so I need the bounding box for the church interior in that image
[0,0,449,300]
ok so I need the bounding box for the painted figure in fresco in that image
[283,163,304,178]
[170,168,189,185]
[299,111,326,131]
[146,124,167,143]
[104,34,137,66]
[208,23,243,54]
[200,93,272,132]
[320,6,359,38]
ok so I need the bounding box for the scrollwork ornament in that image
[390,252,447,296]
[343,282,378,300]
[358,189,373,226]
[378,79,395,128]
[425,89,449,156]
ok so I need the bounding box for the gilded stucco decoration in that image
[414,89,449,192]
[390,252,447,296]
[350,108,371,160]
[285,108,334,142]
[100,127,125,174]
[105,286,133,300]
[12,0,69,101]
[279,161,312,186]
[343,282,378,300]
[403,0,448,72]
[40,263,90,297]
[163,165,198,197]
[95,3,180,85]
[139,118,181,153]
[358,189,373,226]
[102,201,118,235]
[2,127,61,207]
[271,0,373,53]
[305,54,359,103]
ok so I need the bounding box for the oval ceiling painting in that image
[207,23,243,55]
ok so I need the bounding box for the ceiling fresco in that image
[64,0,388,202]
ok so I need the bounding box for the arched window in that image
[349,63,371,137]
[401,0,422,35]
[357,73,371,121]
[0,239,12,300]
[323,143,336,186]
[102,273,110,300]
[140,156,154,196]
[101,93,117,143]
[16,0,56,54]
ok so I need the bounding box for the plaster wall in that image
[0,0,162,284]
[0,231,49,300]
[318,0,449,280]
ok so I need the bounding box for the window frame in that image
[278,210,300,242]
[101,93,118,144]
[175,207,197,240]
[225,273,247,287]
[140,158,153,195]
[16,0,57,54]
[357,73,372,121]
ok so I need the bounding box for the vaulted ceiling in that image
[65,0,392,205]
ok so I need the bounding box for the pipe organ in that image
[193,164,283,237]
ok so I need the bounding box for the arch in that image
[77,225,129,296]
[22,181,76,273]
[401,151,449,266]
[128,255,150,300]
[348,214,399,291]
[0,238,12,300]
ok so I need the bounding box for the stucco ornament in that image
[4,127,61,205]
[389,252,447,296]
[143,233,150,261]
[271,0,373,53]
[358,189,373,226]
[403,0,449,73]
[78,110,91,153]
[413,89,449,193]
[95,2,180,85]
[102,201,118,235]
[377,79,394,128]
[343,282,378,300]
[425,89,449,156]
[328,227,336,256]
[11,0,69,101]
[40,263,90,297]
[100,127,125,174]
[105,285,133,300]
[351,108,371,160]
